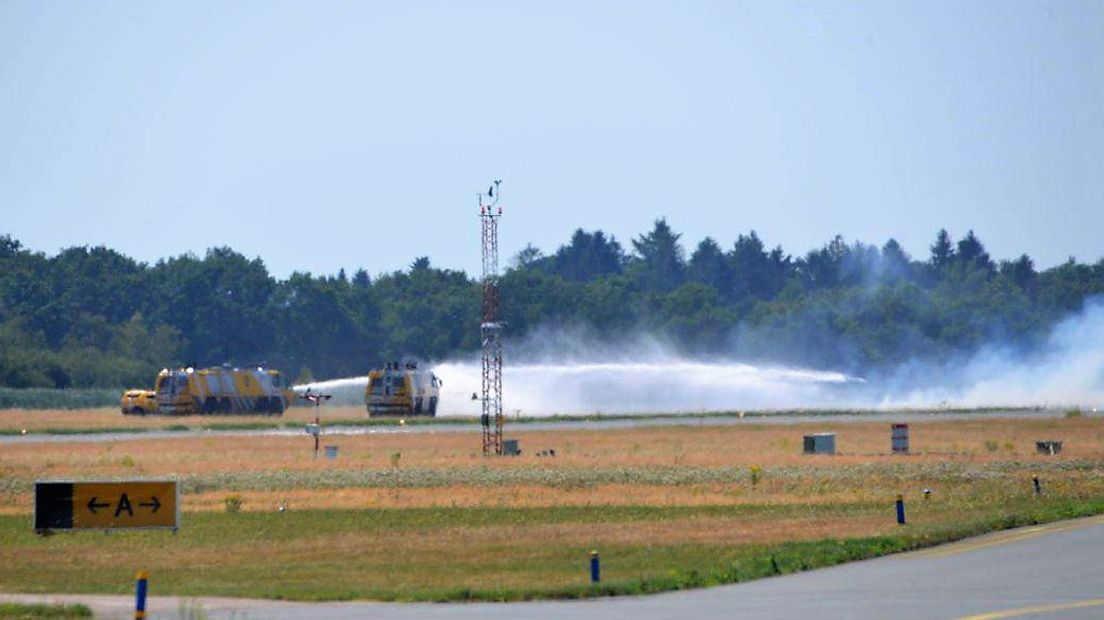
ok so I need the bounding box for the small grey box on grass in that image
[803,433,835,455]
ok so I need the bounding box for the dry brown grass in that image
[3,416,1101,470]
[1,417,1101,515]
[156,484,856,513]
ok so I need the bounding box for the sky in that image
[1,1,1101,279]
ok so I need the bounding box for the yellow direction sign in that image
[34,480,179,531]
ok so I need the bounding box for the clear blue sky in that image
[2,1,1101,278]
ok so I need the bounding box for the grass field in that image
[0,412,1101,601]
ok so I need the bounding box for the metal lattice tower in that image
[479,180,504,456]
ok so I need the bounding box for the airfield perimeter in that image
[0,407,1102,603]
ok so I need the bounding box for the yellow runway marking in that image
[955,598,1104,619]
[910,515,1104,560]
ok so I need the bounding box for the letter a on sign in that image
[115,493,134,517]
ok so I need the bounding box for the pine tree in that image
[955,230,993,273]
[688,237,733,294]
[930,229,955,268]
[631,218,685,293]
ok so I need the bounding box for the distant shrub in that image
[1065,408,1083,418]
[984,440,999,452]
[223,495,243,513]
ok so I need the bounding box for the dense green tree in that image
[1036,258,1104,318]
[549,230,625,282]
[930,229,956,268]
[728,231,783,302]
[649,282,736,350]
[499,267,578,336]
[880,239,913,284]
[146,248,275,365]
[272,273,363,379]
[688,237,733,294]
[511,244,545,270]
[351,268,371,288]
[955,230,994,274]
[630,218,685,293]
[0,235,22,258]
[372,260,480,360]
[800,235,849,290]
[577,274,640,333]
[1000,254,1036,294]
[0,318,55,387]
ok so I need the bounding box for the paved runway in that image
[6,514,1104,619]
[0,408,1059,445]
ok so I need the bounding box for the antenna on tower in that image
[478,180,504,455]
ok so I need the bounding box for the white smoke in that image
[876,299,1104,408]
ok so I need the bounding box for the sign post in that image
[135,571,149,619]
[34,480,179,532]
[299,388,331,458]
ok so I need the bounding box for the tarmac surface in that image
[0,408,1063,445]
[5,514,1104,619]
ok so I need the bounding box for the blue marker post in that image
[589,550,600,583]
[134,571,149,620]
[895,494,906,525]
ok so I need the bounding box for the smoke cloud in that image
[875,298,1104,408]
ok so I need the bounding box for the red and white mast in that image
[479,180,504,455]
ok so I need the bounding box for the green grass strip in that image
[389,497,1104,602]
[0,603,92,619]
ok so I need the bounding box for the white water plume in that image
[434,360,861,416]
[294,376,369,407]
[296,299,1104,416]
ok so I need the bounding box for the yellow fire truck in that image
[154,366,294,415]
[365,362,440,417]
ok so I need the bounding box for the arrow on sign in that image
[139,497,161,513]
[87,497,110,514]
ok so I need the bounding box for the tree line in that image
[1,222,1102,389]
